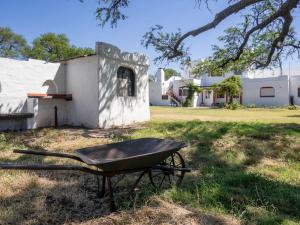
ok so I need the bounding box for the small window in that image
[162,95,168,100]
[182,89,188,96]
[260,87,275,97]
[298,88,300,97]
[179,88,188,96]
[117,67,135,97]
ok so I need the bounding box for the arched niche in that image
[42,80,58,94]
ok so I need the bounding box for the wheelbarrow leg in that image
[102,176,106,197]
[107,177,116,211]
[96,176,106,198]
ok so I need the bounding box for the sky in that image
[0,0,300,74]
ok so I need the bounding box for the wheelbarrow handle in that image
[13,149,83,162]
[0,163,103,175]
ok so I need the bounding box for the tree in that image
[164,68,180,80]
[212,76,242,104]
[0,27,28,59]
[91,0,300,70]
[24,33,94,61]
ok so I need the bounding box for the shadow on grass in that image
[286,115,300,118]
[0,121,300,224]
[117,120,300,224]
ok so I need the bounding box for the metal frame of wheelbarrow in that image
[0,149,190,211]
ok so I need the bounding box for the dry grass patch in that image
[76,198,240,225]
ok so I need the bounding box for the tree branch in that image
[256,12,293,68]
[170,0,264,58]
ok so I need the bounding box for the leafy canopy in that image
[0,28,95,62]
[211,76,242,104]
[90,0,300,70]
[164,68,181,80]
[0,27,28,59]
[24,33,95,62]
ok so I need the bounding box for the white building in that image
[0,42,150,131]
[149,68,300,107]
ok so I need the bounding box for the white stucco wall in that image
[242,76,289,106]
[97,42,150,128]
[65,55,99,128]
[0,57,65,114]
[289,75,300,106]
[26,98,68,129]
[149,80,170,106]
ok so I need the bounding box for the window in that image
[117,67,135,97]
[162,95,168,100]
[260,87,275,97]
[183,89,188,96]
[298,88,300,97]
[179,88,188,96]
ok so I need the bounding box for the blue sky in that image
[0,0,299,74]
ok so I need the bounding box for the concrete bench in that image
[0,113,34,120]
[0,113,34,131]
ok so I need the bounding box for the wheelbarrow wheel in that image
[148,152,186,189]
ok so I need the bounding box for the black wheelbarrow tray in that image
[0,138,190,211]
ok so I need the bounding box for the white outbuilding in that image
[0,42,150,131]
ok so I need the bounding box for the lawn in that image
[151,106,300,124]
[0,107,300,225]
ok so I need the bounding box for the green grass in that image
[151,106,300,124]
[0,108,300,224]
[118,118,300,225]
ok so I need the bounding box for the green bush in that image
[214,102,226,108]
[288,105,297,110]
[247,104,256,108]
[224,102,241,110]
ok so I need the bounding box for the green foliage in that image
[224,102,241,110]
[288,105,297,110]
[92,1,300,70]
[142,25,190,65]
[164,68,180,80]
[126,119,300,224]
[212,76,242,104]
[192,59,225,76]
[24,33,95,62]
[183,83,203,107]
[192,19,300,75]
[0,27,28,59]
[93,0,129,28]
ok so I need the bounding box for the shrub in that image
[214,102,226,108]
[224,102,241,110]
[288,105,297,110]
